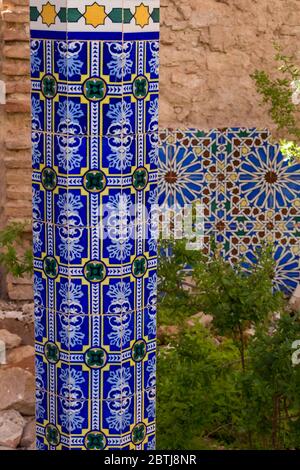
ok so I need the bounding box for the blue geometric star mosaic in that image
[158,128,300,294]
[31,0,159,450]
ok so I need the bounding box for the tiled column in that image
[30,1,159,450]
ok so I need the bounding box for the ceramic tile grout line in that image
[30,0,159,450]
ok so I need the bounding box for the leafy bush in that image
[242,313,300,449]
[0,222,33,277]
[157,238,202,324]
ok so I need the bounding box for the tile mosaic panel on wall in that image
[158,128,300,294]
[31,1,159,450]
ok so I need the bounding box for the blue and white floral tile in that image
[62,312,130,356]
[33,170,67,225]
[120,93,159,137]
[119,391,156,450]
[53,134,87,176]
[122,344,156,394]
[35,347,71,398]
[30,38,46,79]
[35,347,124,402]
[145,132,159,170]
[73,134,136,178]
[31,92,47,135]
[143,350,156,391]
[58,312,125,355]
[37,393,116,450]
[32,132,89,178]
[143,306,157,341]
[83,133,159,178]
[31,38,125,136]
[35,304,156,403]
[145,40,160,80]
[31,84,159,227]
[31,130,45,170]
[66,260,157,316]
[32,182,148,229]
[101,307,157,348]
[35,344,156,405]
[61,37,159,136]
[32,0,160,448]
[33,270,47,311]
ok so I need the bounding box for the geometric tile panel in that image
[31,1,159,450]
[158,128,300,294]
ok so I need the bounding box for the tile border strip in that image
[30,1,160,34]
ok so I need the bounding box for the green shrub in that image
[157,238,202,324]
[193,246,284,370]
[242,313,300,449]
[0,222,33,277]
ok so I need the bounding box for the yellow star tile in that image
[291,245,300,255]
[84,3,107,28]
[134,3,150,28]
[41,2,57,27]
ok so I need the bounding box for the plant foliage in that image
[0,222,33,277]
[251,45,300,161]
[157,239,300,449]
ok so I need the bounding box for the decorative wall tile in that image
[36,391,156,450]
[158,128,300,294]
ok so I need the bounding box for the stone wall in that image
[160,0,300,129]
[0,0,300,299]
